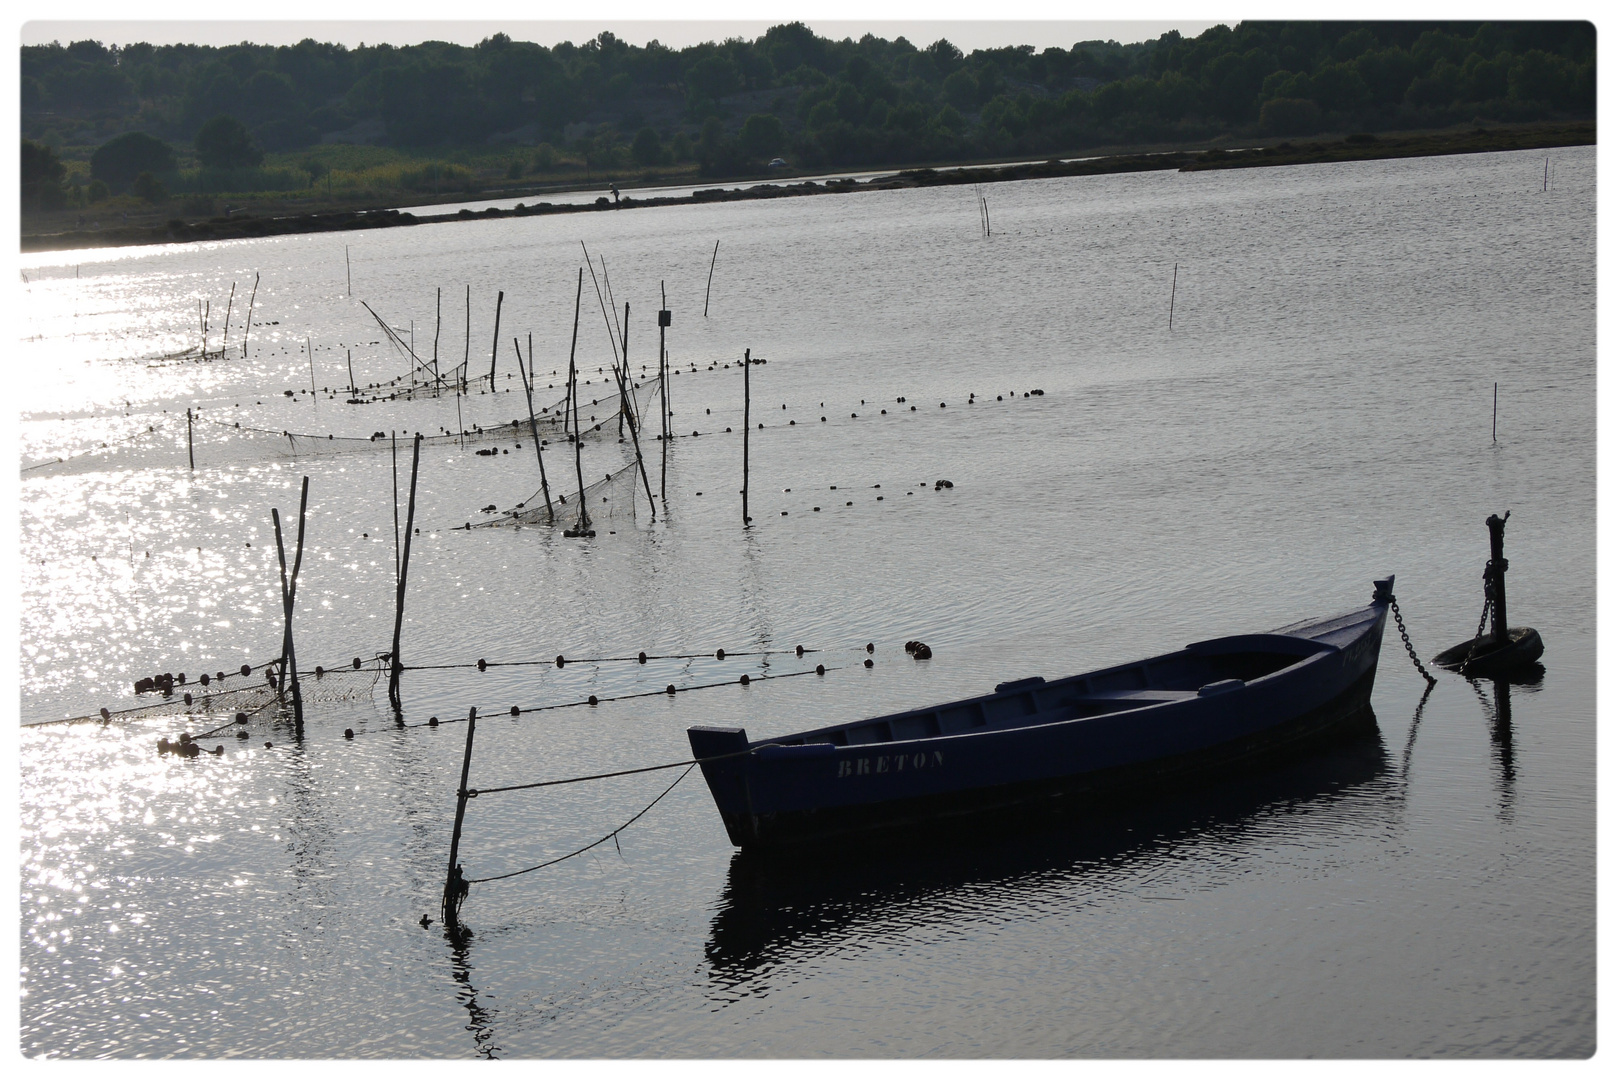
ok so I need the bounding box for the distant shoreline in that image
[20,122,1593,255]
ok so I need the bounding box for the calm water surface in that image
[16,146,1594,1057]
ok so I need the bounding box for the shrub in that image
[1259,98,1322,136]
[132,171,168,203]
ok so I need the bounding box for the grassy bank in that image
[22,121,1593,254]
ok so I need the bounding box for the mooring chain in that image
[1389,596,1439,685]
[1475,560,1496,640]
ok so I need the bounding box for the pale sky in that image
[20,11,1219,53]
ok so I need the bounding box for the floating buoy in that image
[199,674,210,687]
[588,695,599,706]
[477,659,487,671]
[212,745,224,756]
[265,742,273,749]
[739,674,750,685]
[865,658,874,668]
[235,713,248,724]
[816,664,826,675]
[796,645,805,657]
[237,730,248,739]
[352,657,361,669]
[100,707,110,721]
[716,649,726,660]
[556,655,566,668]
[914,643,933,659]
[314,665,324,677]
[428,716,439,726]
[240,664,252,677]
[183,692,193,706]
[666,684,677,695]
[509,706,520,717]
[638,652,648,664]
[344,729,354,739]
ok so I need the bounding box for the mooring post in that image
[1486,512,1511,645]
[487,291,504,385]
[742,348,751,525]
[441,707,477,931]
[389,434,423,712]
[186,407,195,470]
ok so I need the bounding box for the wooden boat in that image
[688,577,1395,849]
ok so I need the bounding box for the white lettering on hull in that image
[837,750,945,778]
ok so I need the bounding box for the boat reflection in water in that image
[705,707,1389,977]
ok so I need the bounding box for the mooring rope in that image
[463,764,697,883]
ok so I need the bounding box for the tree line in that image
[21,21,1595,208]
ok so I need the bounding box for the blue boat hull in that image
[689,588,1391,849]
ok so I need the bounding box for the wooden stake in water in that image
[272,476,310,727]
[346,349,356,398]
[488,290,504,384]
[1544,157,1549,193]
[1169,263,1179,331]
[515,335,554,522]
[306,338,316,396]
[659,282,670,504]
[1493,382,1498,443]
[388,434,423,712]
[433,287,442,388]
[567,269,589,532]
[704,239,720,317]
[241,272,258,358]
[440,708,477,931]
[392,431,401,581]
[607,305,657,520]
[742,348,752,526]
[220,281,236,355]
[186,407,194,470]
[345,245,352,297]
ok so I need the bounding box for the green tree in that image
[21,138,66,210]
[195,115,263,169]
[132,171,168,203]
[631,126,664,166]
[738,113,785,158]
[90,131,176,186]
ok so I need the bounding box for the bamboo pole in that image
[220,281,236,355]
[306,337,316,396]
[704,239,719,317]
[433,287,442,387]
[515,335,555,521]
[392,432,401,582]
[659,281,669,503]
[241,272,258,358]
[488,290,504,385]
[272,476,309,726]
[1493,382,1498,443]
[742,348,751,525]
[346,348,356,398]
[607,304,657,520]
[1169,263,1178,331]
[388,434,423,712]
[567,269,589,533]
[186,407,194,470]
[441,707,477,931]
[345,245,351,296]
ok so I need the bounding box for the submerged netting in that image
[43,665,383,727]
[467,459,641,530]
[201,373,659,461]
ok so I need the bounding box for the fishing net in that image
[48,665,383,728]
[467,458,642,530]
